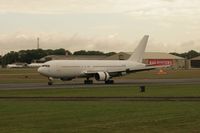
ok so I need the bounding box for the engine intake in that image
[95,72,110,81]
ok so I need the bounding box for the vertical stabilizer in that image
[128,35,149,63]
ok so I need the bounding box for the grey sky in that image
[0,0,200,54]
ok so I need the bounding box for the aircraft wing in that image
[82,69,126,77]
[83,65,170,76]
[127,65,170,73]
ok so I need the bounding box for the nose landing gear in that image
[48,77,53,86]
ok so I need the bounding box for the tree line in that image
[0,49,116,66]
[170,50,200,59]
[1,49,199,67]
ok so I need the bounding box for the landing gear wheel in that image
[105,80,114,84]
[48,81,53,86]
[48,77,53,86]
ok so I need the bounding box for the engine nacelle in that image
[121,72,127,76]
[95,72,110,81]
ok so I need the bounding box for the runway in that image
[0,78,200,90]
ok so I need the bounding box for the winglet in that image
[128,35,149,63]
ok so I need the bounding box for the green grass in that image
[0,101,200,133]
[0,68,200,132]
[120,69,200,79]
[0,84,200,97]
[0,85,200,133]
[0,68,46,83]
[0,68,37,74]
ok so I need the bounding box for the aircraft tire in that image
[48,81,53,86]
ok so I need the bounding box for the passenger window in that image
[42,65,50,67]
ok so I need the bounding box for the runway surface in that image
[0,78,200,90]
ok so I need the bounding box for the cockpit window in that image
[42,65,50,67]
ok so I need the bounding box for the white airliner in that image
[38,35,167,85]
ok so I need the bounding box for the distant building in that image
[188,56,200,69]
[106,52,185,69]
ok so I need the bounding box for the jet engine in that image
[95,72,110,81]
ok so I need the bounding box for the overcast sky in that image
[0,0,200,54]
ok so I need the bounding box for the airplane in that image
[7,63,27,68]
[38,35,168,85]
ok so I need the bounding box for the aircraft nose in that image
[38,67,50,77]
[37,67,43,74]
[38,67,47,74]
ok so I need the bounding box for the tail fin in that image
[128,35,149,63]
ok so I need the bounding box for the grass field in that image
[0,68,200,84]
[1,68,200,132]
[1,101,200,133]
[0,68,47,83]
[0,85,200,133]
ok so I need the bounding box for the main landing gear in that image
[84,77,93,84]
[84,80,93,84]
[48,77,53,86]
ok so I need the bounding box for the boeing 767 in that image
[38,35,167,85]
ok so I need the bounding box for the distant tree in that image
[45,49,54,55]
[105,52,116,56]
[2,51,19,66]
[73,50,105,55]
[86,51,104,55]
[73,50,87,55]
[18,50,33,64]
[37,49,48,59]
[1,48,116,65]
[187,50,199,59]
[17,49,48,64]
[53,48,66,55]
[2,48,73,65]
[170,50,200,59]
